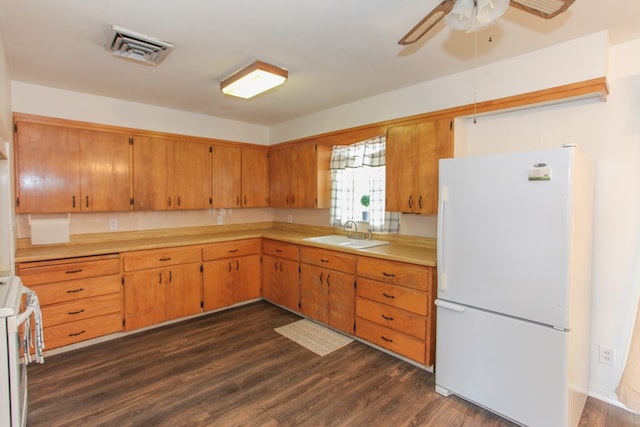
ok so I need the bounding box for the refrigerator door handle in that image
[437,185,448,291]
[435,299,465,313]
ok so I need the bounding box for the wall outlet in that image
[217,215,223,225]
[287,214,293,223]
[109,219,118,231]
[599,345,616,366]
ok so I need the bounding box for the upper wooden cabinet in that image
[211,144,241,209]
[385,119,453,214]
[241,147,270,208]
[132,136,211,210]
[14,121,131,213]
[269,142,331,209]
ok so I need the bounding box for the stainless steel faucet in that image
[343,220,358,238]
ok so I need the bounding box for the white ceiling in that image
[0,1,638,126]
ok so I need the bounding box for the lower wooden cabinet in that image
[299,247,356,334]
[16,254,123,350]
[262,239,300,311]
[355,256,436,365]
[122,246,202,331]
[202,239,262,311]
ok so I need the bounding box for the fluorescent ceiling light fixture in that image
[220,60,288,99]
[105,25,173,65]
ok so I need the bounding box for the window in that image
[329,136,400,233]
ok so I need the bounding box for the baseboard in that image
[588,385,635,412]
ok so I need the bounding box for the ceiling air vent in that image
[105,25,173,66]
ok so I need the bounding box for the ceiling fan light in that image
[476,0,510,24]
[220,60,288,99]
[444,0,476,30]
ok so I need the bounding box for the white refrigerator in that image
[435,146,594,427]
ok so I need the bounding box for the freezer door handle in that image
[434,299,465,313]
[437,185,448,291]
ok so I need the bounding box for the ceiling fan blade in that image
[509,0,576,19]
[398,0,456,45]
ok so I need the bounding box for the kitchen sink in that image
[302,234,389,249]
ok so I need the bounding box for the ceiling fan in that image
[399,0,576,45]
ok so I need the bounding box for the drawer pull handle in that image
[66,288,85,293]
[159,257,172,262]
[381,336,394,343]
[68,309,85,315]
[382,272,396,278]
[68,330,86,337]
[381,314,394,321]
[382,293,396,299]
[228,249,239,253]
[320,258,329,263]
[65,269,83,274]
[276,249,283,253]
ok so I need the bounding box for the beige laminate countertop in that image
[15,223,437,267]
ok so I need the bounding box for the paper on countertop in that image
[29,214,70,245]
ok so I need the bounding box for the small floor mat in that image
[275,319,354,356]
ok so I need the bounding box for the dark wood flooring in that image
[26,301,640,427]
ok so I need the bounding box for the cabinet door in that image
[385,124,416,213]
[415,119,453,214]
[299,264,329,324]
[15,122,80,213]
[269,147,291,207]
[173,140,211,210]
[79,129,131,212]
[165,262,202,320]
[290,143,317,208]
[241,147,270,207]
[263,255,299,311]
[132,135,172,210]
[212,144,242,208]
[234,254,262,303]
[202,259,235,311]
[328,270,356,334]
[123,268,167,330]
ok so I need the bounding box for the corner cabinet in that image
[14,120,131,213]
[385,119,453,214]
[355,256,437,366]
[269,142,331,208]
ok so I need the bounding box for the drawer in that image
[300,247,356,274]
[357,277,427,316]
[262,239,299,261]
[42,293,122,327]
[356,317,426,364]
[356,297,426,340]
[32,275,121,305]
[357,256,432,291]
[43,312,123,350]
[18,255,121,286]
[202,238,261,261]
[122,246,201,271]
